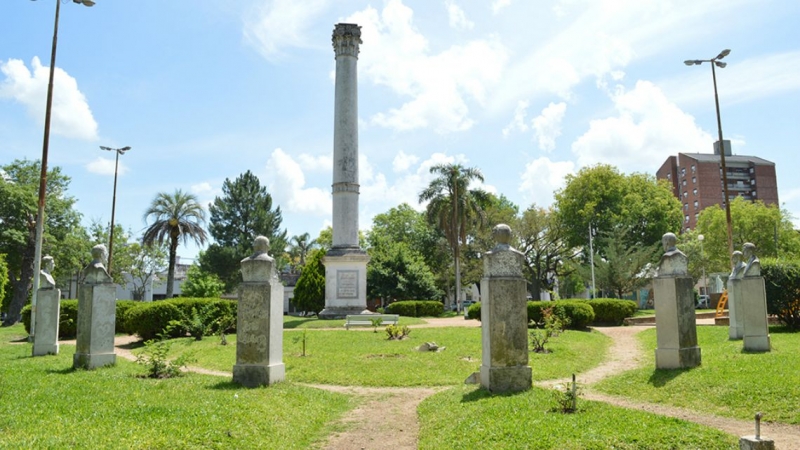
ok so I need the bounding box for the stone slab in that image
[480,365,532,394]
[32,288,61,356]
[739,436,775,450]
[74,283,117,370]
[654,276,701,369]
[741,277,770,352]
[73,352,116,370]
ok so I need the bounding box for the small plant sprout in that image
[370,317,384,333]
[292,329,309,356]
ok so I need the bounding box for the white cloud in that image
[297,153,332,172]
[532,102,567,152]
[502,100,529,137]
[518,157,575,208]
[0,57,98,140]
[346,0,508,133]
[189,181,221,210]
[571,80,711,173]
[392,150,419,172]
[86,157,127,176]
[243,0,330,61]
[265,148,331,216]
[491,0,512,14]
[445,0,474,30]
[190,182,214,195]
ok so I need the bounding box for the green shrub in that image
[467,302,481,320]
[467,300,594,329]
[115,300,138,334]
[762,258,800,330]
[124,298,237,340]
[23,299,127,339]
[384,300,442,317]
[581,298,638,325]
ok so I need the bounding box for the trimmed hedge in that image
[581,298,638,325]
[467,300,596,330]
[762,258,800,330]
[385,300,443,317]
[22,299,139,339]
[123,298,237,341]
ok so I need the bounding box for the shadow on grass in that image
[768,325,798,334]
[45,366,76,375]
[208,380,245,391]
[648,368,691,387]
[284,318,318,329]
[460,385,532,403]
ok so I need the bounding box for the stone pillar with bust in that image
[73,245,117,370]
[654,233,701,369]
[740,243,770,352]
[320,23,370,319]
[32,255,61,356]
[727,250,745,340]
[480,224,531,393]
[233,236,285,387]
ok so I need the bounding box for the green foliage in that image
[528,301,595,329]
[385,324,411,340]
[384,300,443,317]
[123,298,236,341]
[180,265,225,298]
[466,301,481,320]
[762,258,800,329]
[135,339,195,378]
[142,190,208,299]
[530,306,567,353]
[287,232,317,272]
[582,299,639,325]
[696,197,800,273]
[367,240,441,302]
[554,164,682,254]
[552,376,581,414]
[292,248,326,314]
[589,227,658,299]
[167,303,234,340]
[124,301,183,341]
[22,299,138,338]
[460,194,520,291]
[0,254,7,312]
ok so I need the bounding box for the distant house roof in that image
[680,153,775,166]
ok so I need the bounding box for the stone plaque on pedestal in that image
[73,245,117,370]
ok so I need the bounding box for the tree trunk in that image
[529,278,542,301]
[166,238,178,298]
[2,231,36,327]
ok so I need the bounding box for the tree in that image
[287,232,317,272]
[461,194,519,294]
[515,205,581,300]
[696,197,800,273]
[202,171,288,290]
[292,248,326,314]
[181,265,224,298]
[554,164,682,254]
[124,242,167,300]
[367,236,440,303]
[419,164,490,310]
[142,190,208,299]
[589,228,658,299]
[1,159,82,326]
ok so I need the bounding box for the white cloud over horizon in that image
[532,102,567,152]
[86,157,127,176]
[243,0,330,61]
[445,0,474,30]
[0,57,98,141]
[518,157,575,208]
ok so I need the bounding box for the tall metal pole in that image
[711,62,735,262]
[101,146,132,274]
[589,224,596,299]
[30,0,62,339]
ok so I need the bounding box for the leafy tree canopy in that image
[291,248,326,314]
[181,265,224,298]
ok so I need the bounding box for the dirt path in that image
[79,323,800,449]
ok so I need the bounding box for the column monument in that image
[320,23,370,319]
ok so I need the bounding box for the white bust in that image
[657,232,688,277]
[40,255,56,289]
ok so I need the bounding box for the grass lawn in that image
[0,324,355,449]
[283,315,426,329]
[594,325,800,424]
[165,327,610,387]
[417,385,738,449]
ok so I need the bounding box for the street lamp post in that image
[29,0,95,337]
[685,49,734,264]
[100,146,132,273]
[698,234,707,298]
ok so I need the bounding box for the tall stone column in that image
[33,255,60,356]
[320,23,370,319]
[654,233,701,369]
[74,245,117,370]
[233,236,285,387]
[480,224,531,393]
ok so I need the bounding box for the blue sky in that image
[2,0,799,263]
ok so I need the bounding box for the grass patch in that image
[417,385,737,449]
[0,324,355,449]
[282,315,426,329]
[166,328,610,387]
[594,326,800,424]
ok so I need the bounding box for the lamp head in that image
[716,49,731,60]
[684,60,695,66]
[715,61,727,68]
[74,0,95,6]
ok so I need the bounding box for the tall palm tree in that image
[289,232,317,269]
[418,163,488,310]
[142,190,208,298]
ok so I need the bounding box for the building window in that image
[684,203,688,210]
[751,179,756,185]
[683,191,688,198]
[681,168,686,176]
[695,213,699,220]
[691,165,696,173]
[666,173,671,180]
[682,180,687,186]
[749,167,754,174]
[692,177,696,184]
[753,190,757,197]
[685,215,689,223]
[693,188,698,195]
[694,201,698,208]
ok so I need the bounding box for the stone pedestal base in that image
[480,365,532,393]
[739,436,775,450]
[654,276,701,369]
[233,363,286,388]
[741,277,770,352]
[73,352,116,370]
[33,288,61,356]
[728,279,744,340]
[321,249,369,319]
[655,347,701,370]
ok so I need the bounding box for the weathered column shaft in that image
[331,23,361,249]
[73,245,117,370]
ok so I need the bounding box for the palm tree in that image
[418,163,488,311]
[142,190,208,298]
[289,232,317,270]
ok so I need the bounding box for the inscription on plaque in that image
[337,270,358,298]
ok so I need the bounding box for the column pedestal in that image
[320,248,370,319]
[728,278,744,340]
[32,288,61,356]
[741,277,770,352]
[654,276,701,369]
[73,283,117,370]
